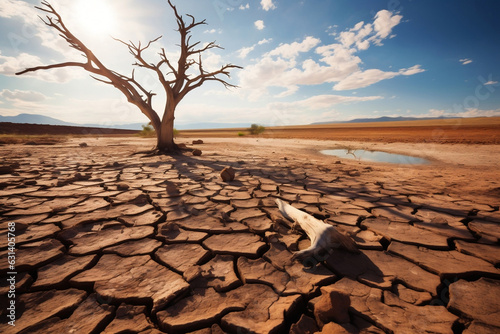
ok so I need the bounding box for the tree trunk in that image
[156,100,177,152]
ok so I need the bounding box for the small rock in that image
[314,289,351,327]
[192,139,204,145]
[117,183,130,190]
[220,167,236,182]
[192,149,202,156]
[79,142,88,147]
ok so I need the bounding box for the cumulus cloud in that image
[237,46,255,59]
[336,9,402,51]
[239,9,422,97]
[372,10,402,42]
[268,36,321,59]
[261,0,276,11]
[460,58,473,65]
[254,20,265,30]
[0,89,47,102]
[239,4,250,10]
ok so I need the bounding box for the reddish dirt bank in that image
[180,117,500,144]
[0,122,138,136]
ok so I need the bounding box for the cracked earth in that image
[1,137,499,334]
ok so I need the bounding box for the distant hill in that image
[0,113,76,126]
[311,116,461,125]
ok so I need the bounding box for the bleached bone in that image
[276,199,359,263]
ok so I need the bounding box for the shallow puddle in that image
[320,149,430,164]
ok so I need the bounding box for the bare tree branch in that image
[16,62,87,75]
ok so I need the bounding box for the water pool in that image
[320,149,430,164]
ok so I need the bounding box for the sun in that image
[74,0,117,35]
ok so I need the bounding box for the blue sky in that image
[0,0,499,128]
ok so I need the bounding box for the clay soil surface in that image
[0,127,499,333]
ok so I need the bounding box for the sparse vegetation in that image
[137,124,156,137]
[249,124,265,135]
[237,132,245,137]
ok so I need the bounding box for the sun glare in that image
[74,0,117,35]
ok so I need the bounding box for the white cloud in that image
[0,0,80,58]
[267,94,383,125]
[336,9,402,51]
[0,51,84,83]
[460,58,473,65]
[254,20,265,30]
[0,89,47,102]
[237,39,273,59]
[400,65,426,76]
[484,80,498,85]
[334,65,425,90]
[270,94,383,110]
[200,51,222,72]
[237,46,255,59]
[333,69,399,90]
[425,108,500,118]
[261,0,276,11]
[268,36,321,59]
[372,10,402,42]
[455,108,500,118]
[239,4,250,10]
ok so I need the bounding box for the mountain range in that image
[311,116,460,125]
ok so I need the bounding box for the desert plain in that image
[0,117,499,334]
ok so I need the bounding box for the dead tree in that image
[16,0,241,153]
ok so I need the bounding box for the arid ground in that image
[1,119,499,333]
